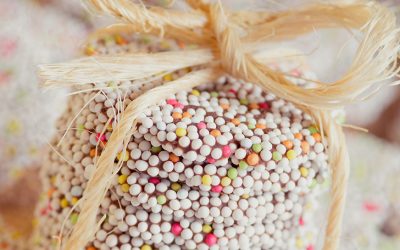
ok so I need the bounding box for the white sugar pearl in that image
[114,209,125,220]
[235,148,247,159]
[197,206,210,218]
[70,186,83,196]
[274,203,286,214]
[181,228,193,240]
[191,222,202,233]
[141,117,153,128]
[106,234,118,247]
[314,142,324,153]
[169,200,181,210]
[240,138,252,148]
[204,135,216,146]
[233,209,243,220]
[135,160,148,171]
[260,149,272,161]
[211,148,222,159]
[96,230,107,241]
[129,184,141,196]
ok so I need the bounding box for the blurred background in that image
[0,0,399,249]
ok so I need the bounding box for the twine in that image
[38,1,400,249]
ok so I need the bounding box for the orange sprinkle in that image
[246,153,260,166]
[90,148,97,158]
[210,129,221,137]
[231,118,240,125]
[86,247,97,250]
[256,123,266,129]
[220,103,230,110]
[47,188,55,198]
[169,153,179,163]
[172,112,182,119]
[312,133,322,142]
[84,45,96,56]
[248,103,259,109]
[177,40,186,49]
[100,141,107,148]
[182,112,192,118]
[301,141,310,153]
[294,133,303,140]
[115,35,127,45]
[282,140,294,149]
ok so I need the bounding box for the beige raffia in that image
[38,1,400,250]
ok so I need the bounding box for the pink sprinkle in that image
[222,145,231,158]
[211,185,223,193]
[306,245,314,250]
[96,133,106,142]
[197,122,206,129]
[167,99,177,105]
[259,102,269,110]
[291,69,301,77]
[207,157,216,164]
[204,233,217,246]
[171,222,183,236]
[149,177,161,185]
[299,216,304,226]
[176,102,184,109]
[363,201,380,212]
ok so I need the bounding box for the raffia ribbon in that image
[39,1,400,250]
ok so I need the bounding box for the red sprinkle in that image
[96,133,106,142]
[211,185,223,193]
[149,177,161,185]
[207,157,216,164]
[228,89,237,94]
[306,245,315,250]
[259,102,269,110]
[299,216,304,226]
[204,233,217,246]
[167,99,177,105]
[363,201,380,212]
[222,145,231,158]
[171,222,183,236]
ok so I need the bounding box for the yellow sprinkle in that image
[85,45,96,56]
[221,177,231,187]
[117,151,130,161]
[202,175,212,186]
[141,244,152,250]
[191,89,200,96]
[60,198,68,208]
[171,182,181,192]
[118,175,128,184]
[71,197,79,205]
[295,237,303,248]
[300,167,308,177]
[163,74,173,81]
[241,193,249,199]
[121,183,130,193]
[202,224,212,233]
[286,149,296,160]
[175,128,187,137]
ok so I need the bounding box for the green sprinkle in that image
[272,151,282,161]
[157,195,167,205]
[227,168,238,179]
[308,126,319,134]
[252,143,262,153]
[77,124,85,133]
[210,91,219,97]
[239,98,248,105]
[151,146,162,153]
[247,123,255,129]
[309,179,318,189]
[70,213,79,225]
[238,161,248,170]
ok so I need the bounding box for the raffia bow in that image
[39,0,400,250]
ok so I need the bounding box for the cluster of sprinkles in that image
[33,32,328,250]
